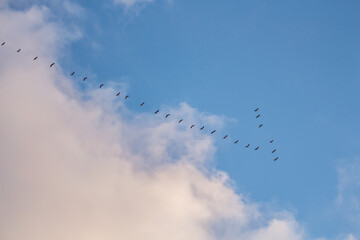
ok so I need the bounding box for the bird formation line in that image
[1,40,279,161]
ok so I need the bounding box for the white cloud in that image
[246,218,303,240]
[0,4,304,240]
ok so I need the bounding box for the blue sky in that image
[3,0,360,239]
[64,1,360,237]
[60,0,360,237]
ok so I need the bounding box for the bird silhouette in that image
[274,157,278,161]
[256,114,260,118]
[200,126,204,130]
[33,56,38,60]
[83,77,87,81]
[223,135,228,139]
[50,63,55,67]
[71,72,75,76]
[165,114,170,118]
[255,146,259,151]
[154,110,159,114]
[190,125,195,128]
[140,102,144,106]
[17,49,21,52]
[254,108,259,112]
[116,92,120,96]
[270,140,274,143]
[245,144,250,148]
[258,124,263,128]
[125,95,129,99]
[178,119,183,123]
[272,149,276,154]
[234,140,239,144]
[1,42,5,46]
[211,130,216,134]
[99,84,104,88]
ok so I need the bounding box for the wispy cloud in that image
[63,0,85,17]
[113,0,154,8]
[336,158,360,223]
[344,234,358,240]
[0,3,304,240]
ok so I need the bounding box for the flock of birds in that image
[1,41,279,161]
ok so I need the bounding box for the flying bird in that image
[200,126,204,130]
[33,56,38,60]
[272,149,276,153]
[1,42,5,46]
[71,72,75,76]
[165,114,170,118]
[245,144,250,148]
[125,95,129,99]
[50,63,55,67]
[258,124,263,128]
[255,146,259,151]
[116,92,120,96]
[256,114,260,118]
[223,135,228,139]
[140,102,144,106]
[274,157,278,161]
[190,125,195,128]
[270,140,274,143]
[211,130,216,134]
[154,110,159,114]
[234,140,239,144]
[178,119,183,123]
[99,84,104,88]
[83,77,87,81]
[17,49,21,52]
[254,108,259,112]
